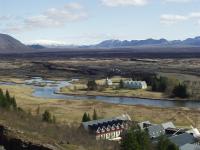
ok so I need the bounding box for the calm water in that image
[2,78,200,109]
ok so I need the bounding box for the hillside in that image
[0,34,32,53]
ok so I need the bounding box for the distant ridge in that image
[28,44,45,49]
[91,37,200,48]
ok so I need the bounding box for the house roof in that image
[82,114,131,131]
[161,122,176,130]
[138,121,151,129]
[148,125,165,138]
[180,144,200,150]
[169,133,196,147]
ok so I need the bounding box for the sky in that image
[0,0,200,45]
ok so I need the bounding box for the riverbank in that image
[59,85,194,102]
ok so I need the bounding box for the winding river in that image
[2,77,200,109]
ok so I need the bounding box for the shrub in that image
[0,89,17,110]
[42,110,52,123]
[121,125,152,150]
[157,135,179,150]
[119,79,124,89]
[172,84,189,98]
[87,80,97,91]
[82,112,90,122]
[92,109,98,120]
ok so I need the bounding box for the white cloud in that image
[101,0,147,7]
[64,2,84,10]
[160,14,188,24]
[189,12,200,18]
[161,11,200,25]
[2,2,87,33]
[165,0,193,3]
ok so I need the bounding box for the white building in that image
[105,78,113,86]
[123,80,147,89]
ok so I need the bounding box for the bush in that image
[87,80,97,91]
[42,110,56,123]
[172,84,189,98]
[157,135,179,150]
[121,125,152,150]
[151,77,168,92]
[119,79,124,89]
[0,89,17,110]
[92,109,98,120]
[82,112,91,122]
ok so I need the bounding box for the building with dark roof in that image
[180,143,200,150]
[147,124,165,139]
[169,133,197,147]
[81,114,131,140]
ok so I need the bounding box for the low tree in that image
[82,112,89,122]
[119,79,124,89]
[157,135,179,150]
[87,80,97,91]
[42,110,52,123]
[151,77,168,92]
[121,125,152,150]
[10,97,17,109]
[87,113,91,121]
[52,115,56,123]
[92,109,98,120]
[0,89,17,109]
[172,84,189,98]
[36,105,40,115]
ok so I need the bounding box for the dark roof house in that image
[147,125,165,139]
[169,133,197,147]
[82,114,131,131]
[180,144,200,150]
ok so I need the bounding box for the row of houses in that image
[82,114,200,150]
[81,114,131,140]
[104,78,148,89]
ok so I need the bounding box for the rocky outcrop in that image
[0,125,55,150]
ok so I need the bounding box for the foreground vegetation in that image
[121,125,178,150]
[0,89,118,150]
[0,89,180,150]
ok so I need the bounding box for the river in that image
[1,77,200,109]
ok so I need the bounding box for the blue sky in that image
[0,0,200,45]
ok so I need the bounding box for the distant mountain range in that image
[89,37,200,48]
[1,33,200,54]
